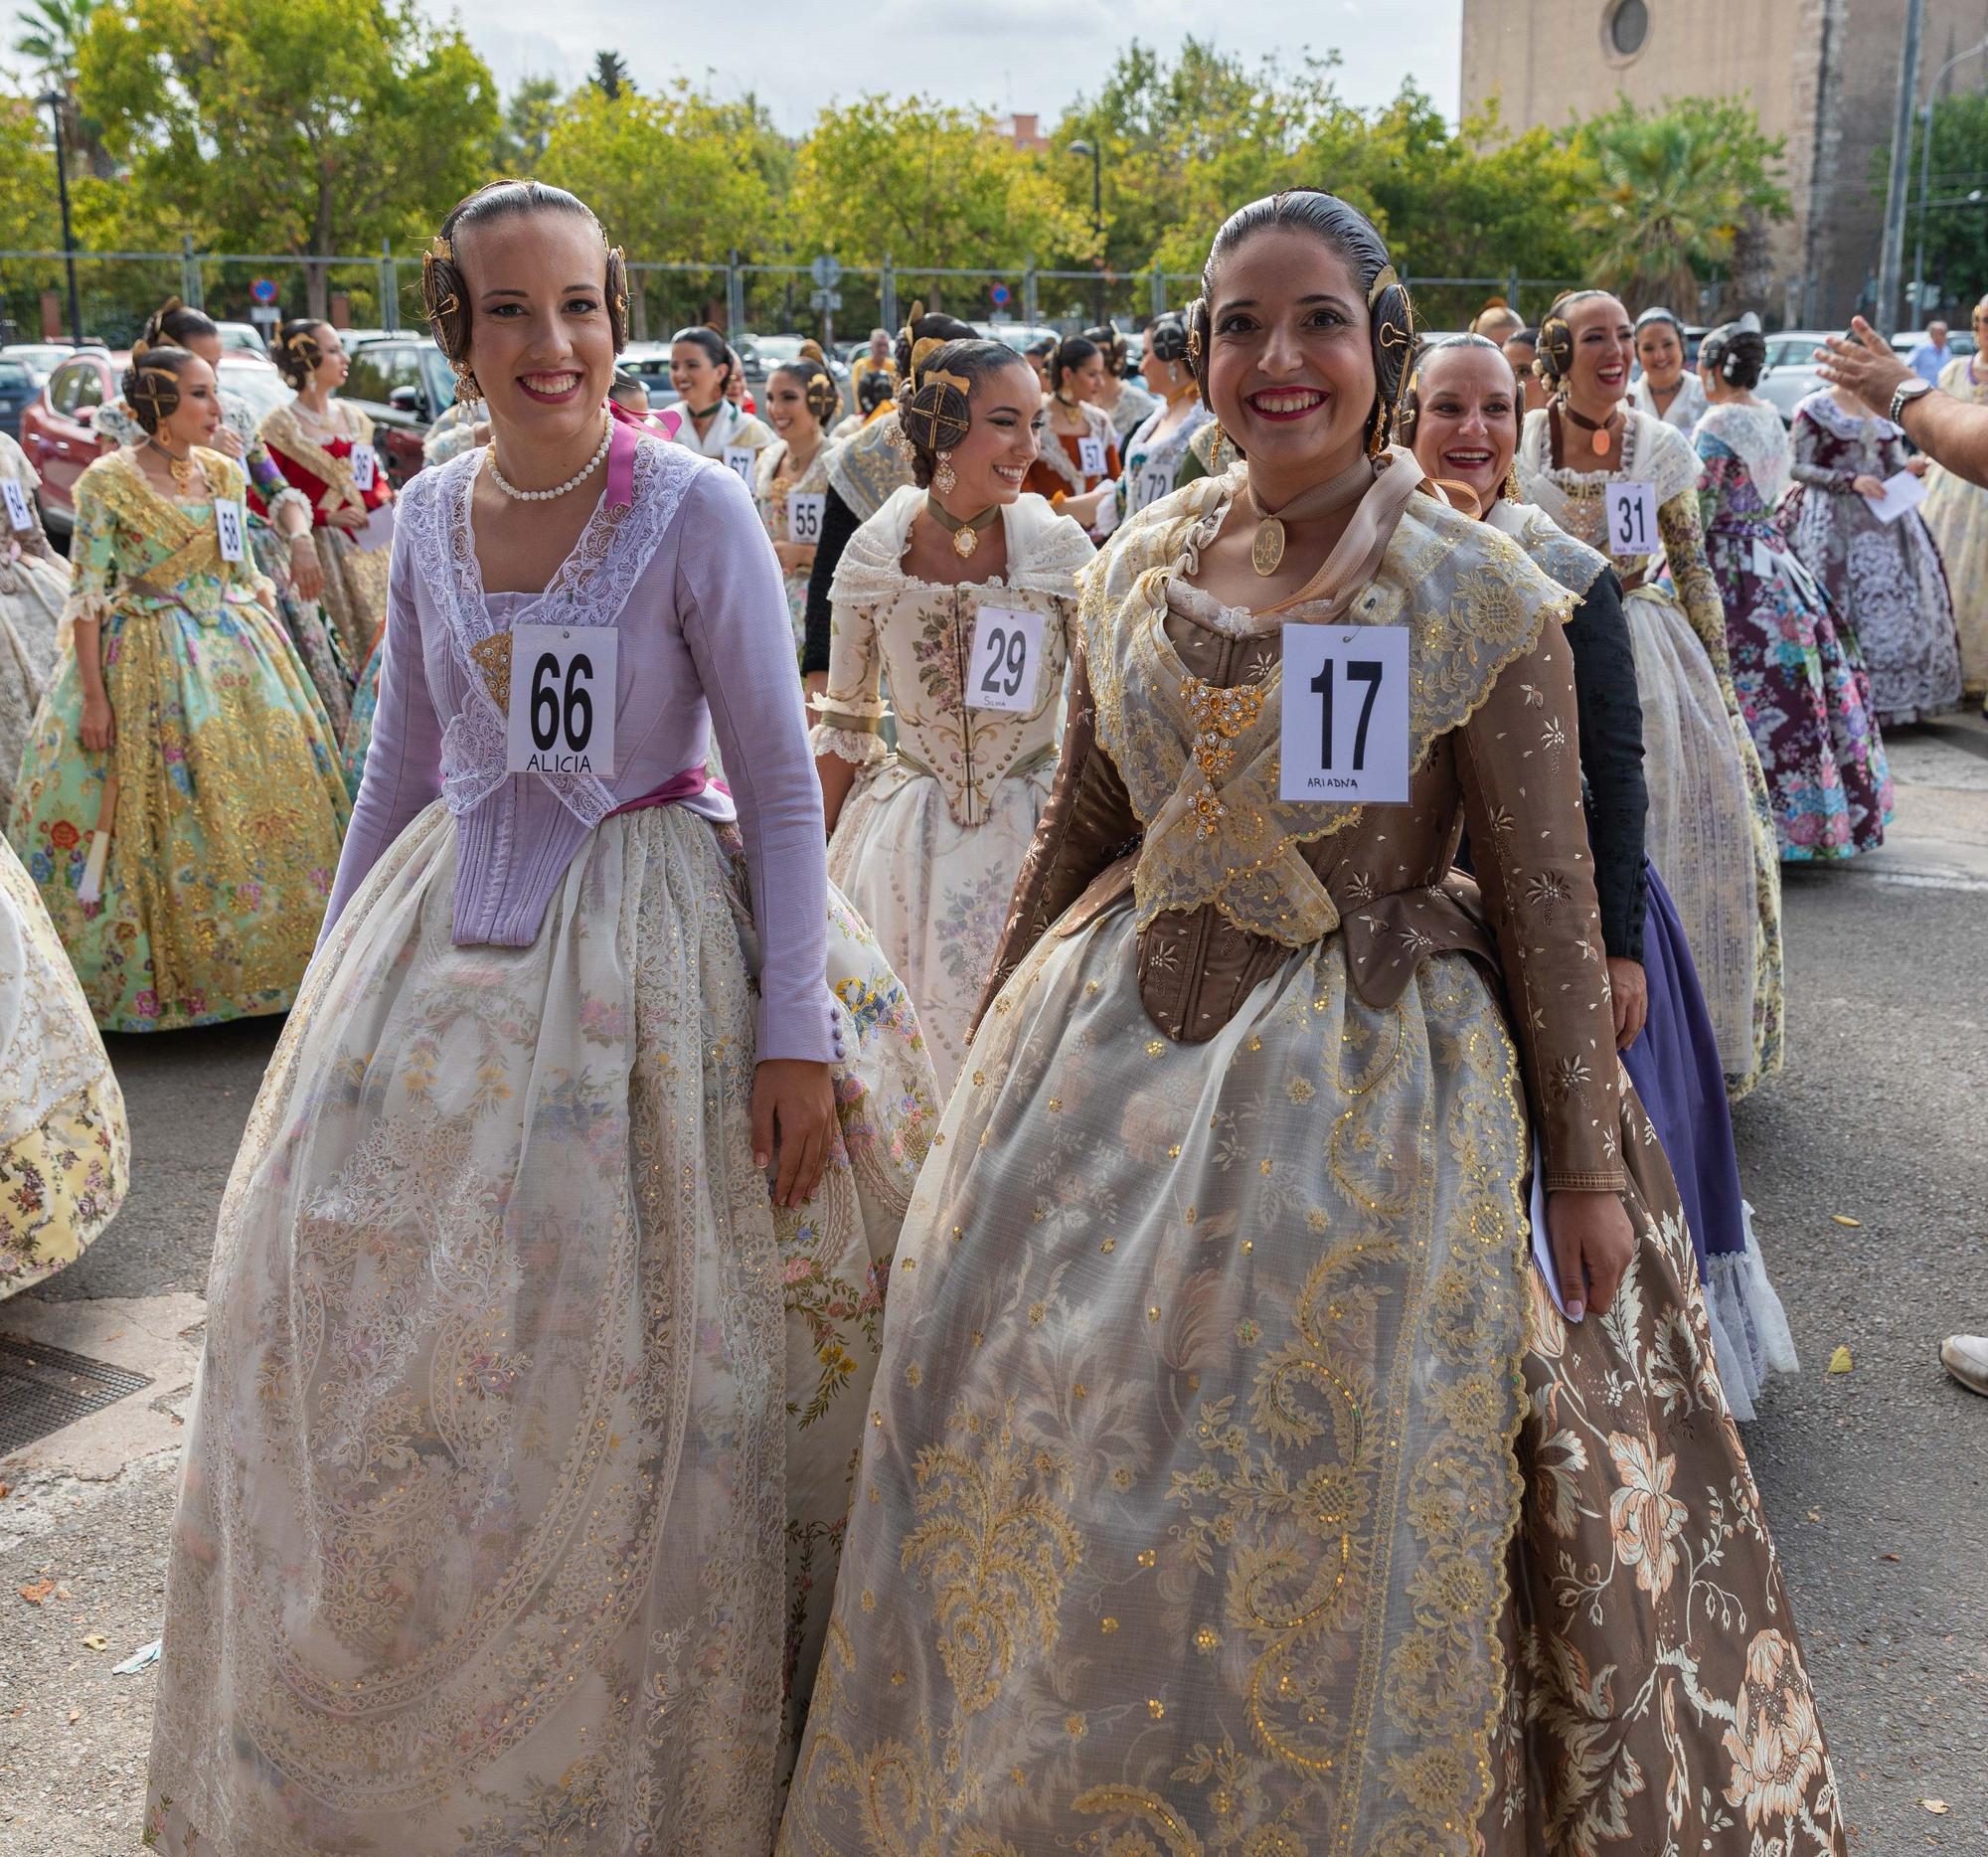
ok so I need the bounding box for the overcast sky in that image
[447,0,1464,135]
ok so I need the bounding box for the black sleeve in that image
[801,487,863,676]
[1563,568,1649,963]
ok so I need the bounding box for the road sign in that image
[809,254,842,288]
[990,282,1011,307]
[249,277,278,305]
[248,304,280,327]
[809,287,843,311]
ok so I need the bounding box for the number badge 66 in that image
[506,623,618,777]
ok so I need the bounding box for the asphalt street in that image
[1,721,1984,1855]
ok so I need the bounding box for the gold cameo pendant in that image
[1250,516,1285,577]
[952,526,979,560]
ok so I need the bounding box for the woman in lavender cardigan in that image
[146,182,937,1857]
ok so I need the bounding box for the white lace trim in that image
[1697,401,1793,507]
[407,435,705,826]
[1701,1200,1799,1422]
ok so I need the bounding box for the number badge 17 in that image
[1278,623,1411,804]
[506,623,618,777]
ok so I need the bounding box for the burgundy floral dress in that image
[1694,402,1892,861]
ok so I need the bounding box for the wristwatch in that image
[1889,376,1934,424]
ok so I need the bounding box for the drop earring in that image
[934,449,957,495]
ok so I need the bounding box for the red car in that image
[21,349,292,537]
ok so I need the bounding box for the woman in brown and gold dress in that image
[779,192,1844,1857]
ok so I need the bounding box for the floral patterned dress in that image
[1694,400,1892,860]
[778,462,1846,1857]
[1519,406,1783,1095]
[0,831,126,1297]
[0,430,69,819]
[1917,353,1988,698]
[258,399,392,784]
[6,447,350,1031]
[814,485,1092,1094]
[1782,390,1963,726]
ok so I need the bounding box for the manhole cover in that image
[0,1335,153,1456]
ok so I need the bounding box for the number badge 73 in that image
[1277,622,1411,804]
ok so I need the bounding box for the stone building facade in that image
[1461,0,1988,325]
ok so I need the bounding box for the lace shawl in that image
[1695,401,1793,506]
[827,484,1094,610]
[1485,497,1609,600]
[402,434,703,828]
[1792,388,1902,444]
[1080,463,1572,946]
[824,411,913,523]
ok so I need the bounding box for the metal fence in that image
[0,241,1576,351]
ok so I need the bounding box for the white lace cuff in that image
[265,484,311,524]
[809,722,890,766]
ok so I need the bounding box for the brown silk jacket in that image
[975,458,1626,1194]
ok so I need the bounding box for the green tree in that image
[78,0,498,317]
[11,0,112,176]
[493,73,560,174]
[1570,93,1790,314]
[1892,90,1988,321]
[591,50,629,101]
[789,94,1079,302]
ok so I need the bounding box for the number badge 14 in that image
[506,624,617,777]
[1278,623,1411,804]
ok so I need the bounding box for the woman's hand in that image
[287,532,325,601]
[751,1058,838,1209]
[1852,473,1886,499]
[773,540,816,576]
[1906,452,1931,477]
[1545,1189,1634,1322]
[1605,956,1648,1051]
[80,692,115,753]
[210,424,246,461]
[329,504,368,532]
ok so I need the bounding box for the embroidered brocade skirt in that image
[825,759,1054,1097]
[0,834,127,1298]
[248,512,354,739]
[776,900,1844,1857]
[1622,583,1783,1094]
[0,550,65,820]
[7,596,351,1032]
[310,523,389,675]
[144,801,938,1855]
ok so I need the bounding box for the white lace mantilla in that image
[405,434,704,827]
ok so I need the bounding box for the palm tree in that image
[1573,96,1790,315]
[11,0,112,178]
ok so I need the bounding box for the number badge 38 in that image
[506,623,617,777]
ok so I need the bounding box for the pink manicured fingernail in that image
[754,1151,768,1168]
[1566,1299,1585,1323]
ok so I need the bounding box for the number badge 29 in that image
[506,624,617,777]
[965,606,1046,713]
[1278,623,1411,804]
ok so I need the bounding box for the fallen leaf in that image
[1831,1214,1862,1228]
[1882,1552,1901,1563]
[54,1585,72,1601]
[0,1481,10,1499]
[1828,1345,1854,1374]
[66,1708,79,1725]
[17,1579,55,1605]
[1920,1798,1948,1814]
[82,1633,107,1650]
[1807,1509,1822,1522]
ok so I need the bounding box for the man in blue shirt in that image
[1907,318,1953,386]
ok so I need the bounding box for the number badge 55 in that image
[506,624,618,777]
[1278,622,1411,804]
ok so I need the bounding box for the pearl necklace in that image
[486,417,612,502]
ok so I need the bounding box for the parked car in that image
[618,342,681,411]
[1,342,83,386]
[214,320,269,357]
[0,356,39,440]
[972,320,1061,356]
[20,350,292,532]
[1889,327,1978,368]
[1754,330,1837,425]
[340,334,457,486]
[21,348,127,533]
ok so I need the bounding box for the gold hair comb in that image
[1367,265,1400,307]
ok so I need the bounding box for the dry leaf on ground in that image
[1828,1345,1854,1374]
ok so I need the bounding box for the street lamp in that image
[37,89,81,345]
[1911,36,1988,326]
[1069,137,1104,325]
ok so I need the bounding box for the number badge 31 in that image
[1278,622,1410,804]
[506,624,617,777]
